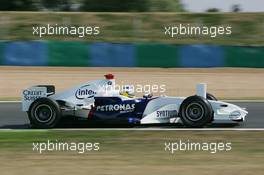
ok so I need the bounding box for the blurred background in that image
[0,0,264,99]
[0,0,263,67]
[1,0,263,12]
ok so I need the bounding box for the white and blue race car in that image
[22,74,248,128]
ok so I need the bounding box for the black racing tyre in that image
[28,97,61,129]
[206,93,217,101]
[179,95,213,128]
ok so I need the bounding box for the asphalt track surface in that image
[0,102,263,129]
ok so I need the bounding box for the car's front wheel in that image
[28,97,61,129]
[179,95,213,127]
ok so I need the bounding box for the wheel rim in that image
[185,102,204,121]
[34,104,54,123]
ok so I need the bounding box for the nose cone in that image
[229,105,248,121]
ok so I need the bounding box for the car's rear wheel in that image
[179,95,213,127]
[28,97,61,128]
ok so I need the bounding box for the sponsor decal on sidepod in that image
[75,85,96,99]
[96,104,135,112]
[23,90,44,101]
[157,110,177,118]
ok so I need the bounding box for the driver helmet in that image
[120,85,135,98]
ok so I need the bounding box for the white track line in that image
[224,100,264,103]
[53,128,264,131]
[1,100,264,103]
[1,128,264,131]
[0,101,21,103]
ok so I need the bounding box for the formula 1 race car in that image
[22,74,248,128]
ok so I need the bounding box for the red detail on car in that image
[104,74,114,80]
[88,105,94,119]
[88,111,93,119]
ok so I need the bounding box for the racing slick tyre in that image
[28,97,61,129]
[179,95,213,128]
[206,93,217,101]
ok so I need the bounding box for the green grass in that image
[0,130,263,152]
[0,130,264,175]
[1,12,264,46]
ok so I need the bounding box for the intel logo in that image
[75,85,96,99]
